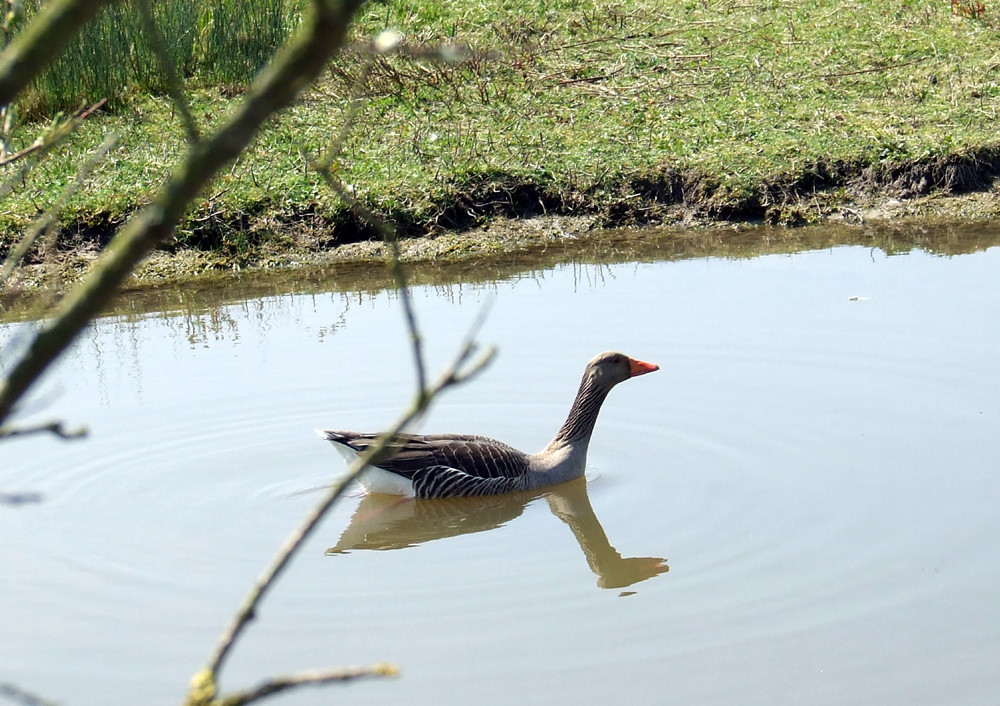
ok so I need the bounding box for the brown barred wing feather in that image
[410,465,530,498]
[419,435,532,479]
[320,431,531,480]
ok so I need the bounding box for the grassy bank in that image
[3,0,1000,270]
[16,0,300,116]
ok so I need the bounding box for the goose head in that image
[584,351,660,389]
[545,351,660,451]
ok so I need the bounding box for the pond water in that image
[2,224,1000,706]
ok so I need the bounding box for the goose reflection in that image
[326,477,668,590]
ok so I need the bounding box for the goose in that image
[318,351,659,499]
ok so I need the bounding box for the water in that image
[2,225,999,706]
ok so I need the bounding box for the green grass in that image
[16,0,299,116]
[3,0,1000,259]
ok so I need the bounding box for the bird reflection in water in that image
[326,477,668,591]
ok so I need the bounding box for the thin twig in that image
[0,492,44,506]
[0,420,87,440]
[0,102,110,306]
[212,665,399,706]
[312,29,433,396]
[315,30,408,173]
[200,336,494,694]
[0,0,368,428]
[195,30,497,699]
[314,58,374,172]
[0,682,59,706]
[315,168,428,398]
[0,98,107,168]
[0,131,119,286]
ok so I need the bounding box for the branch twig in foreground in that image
[0,420,87,440]
[315,168,430,399]
[0,0,366,428]
[0,98,108,168]
[0,681,59,706]
[0,131,119,288]
[191,334,494,705]
[207,665,399,706]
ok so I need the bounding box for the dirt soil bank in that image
[124,183,1000,285]
[7,179,1000,293]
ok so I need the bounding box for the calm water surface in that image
[2,226,1000,705]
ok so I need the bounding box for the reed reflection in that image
[327,477,668,591]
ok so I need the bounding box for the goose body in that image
[319,351,658,499]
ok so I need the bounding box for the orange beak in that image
[628,357,660,377]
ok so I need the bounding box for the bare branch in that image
[313,63,374,172]
[0,492,44,506]
[0,98,108,169]
[211,665,399,706]
[395,249,427,398]
[0,420,87,440]
[310,30,442,393]
[1,8,496,706]
[0,131,118,286]
[315,169,428,397]
[201,335,494,688]
[190,23,498,703]
[0,682,59,706]
[0,0,368,428]
[451,299,495,382]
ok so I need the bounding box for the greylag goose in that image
[319,351,659,499]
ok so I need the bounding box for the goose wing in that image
[409,465,530,498]
[320,431,531,480]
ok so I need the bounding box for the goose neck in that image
[549,374,611,447]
